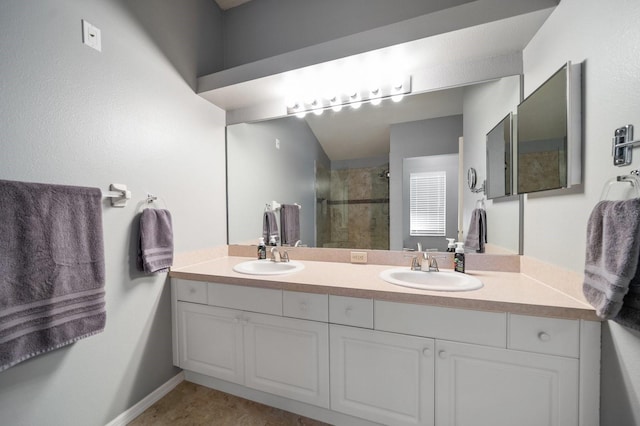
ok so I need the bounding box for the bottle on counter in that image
[446,238,456,252]
[257,237,267,260]
[454,242,465,273]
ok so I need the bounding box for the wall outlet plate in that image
[82,19,102,52]
[350,251,367,264]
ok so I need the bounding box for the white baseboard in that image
[105,371,184,426]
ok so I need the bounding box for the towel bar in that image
[102,183,131,207]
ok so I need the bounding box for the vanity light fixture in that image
[286,75,412,117]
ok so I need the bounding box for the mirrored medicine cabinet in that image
[484,61,582,197]
[485,113,513,199]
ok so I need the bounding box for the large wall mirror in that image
[227,75,523,253]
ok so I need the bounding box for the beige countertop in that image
[170,255,599,321]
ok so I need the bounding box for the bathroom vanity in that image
[170,255,600,426]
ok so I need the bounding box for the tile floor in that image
[128,381,331,425]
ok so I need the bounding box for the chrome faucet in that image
[270,247,290,263]
[408,251,440,272]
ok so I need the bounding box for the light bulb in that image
[349,92,362,109]
[330,96,342,112]
[391,83,404,103]
[294,103,307,118]
[309,99,324,115]
[369,88,382,106]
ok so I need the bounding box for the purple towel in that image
[583,199,640,330]
[137,208,173,273]
[465,208,487,253]
[262,211,279,244]
[0,179,106,371]
[280,204,300,245]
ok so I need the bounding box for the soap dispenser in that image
[257,237,266,260]
[454,242,465,273]
[446,238,456,252]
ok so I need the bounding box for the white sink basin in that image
[379,268,483,292]
[233,259,305,276]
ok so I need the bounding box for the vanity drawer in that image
[283,291,328,322]
[374,301,507,347]
[207,283,282,316]
[508,314,580,358]
[329,295,373,328]
[174,279,208,304]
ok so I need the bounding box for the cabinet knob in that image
[189,288,196,294]
[438,350,448,359]
[300,302,308,312]
[344,307,353,317]
[422,347,432,357]
[538,332,551,342]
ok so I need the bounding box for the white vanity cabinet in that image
[243,311,329,407]
[172,279,600,426]
[173,280,330,409]
[176,302,244,384]
[330,324,435,426]
[435,340,579,426]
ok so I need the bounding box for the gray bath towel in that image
[280,204,300,245]
[583,199,640,327]
[262,211,279,244]
[0,179,106,372]
[465,208,487,253]
[138,208,173,274]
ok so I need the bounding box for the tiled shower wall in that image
[317,164,389,250]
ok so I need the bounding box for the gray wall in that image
[227,117,330,246]
[221,0,472,69]
[462,76,521,253]
[0,1,226,425]
[521,0,640,424]
[389,115,462,251]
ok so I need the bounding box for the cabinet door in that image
[435,340,579,426]
[244,312,330,408]
[330,325,435,426]
[176,302,244,384]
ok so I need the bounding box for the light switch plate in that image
[82,19,102,52]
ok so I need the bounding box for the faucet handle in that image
[428,256,440,272]
[281,250,290,262]
[410,255,421,270]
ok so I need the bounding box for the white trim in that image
[578,320,601,426]
[105,371,184,426]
